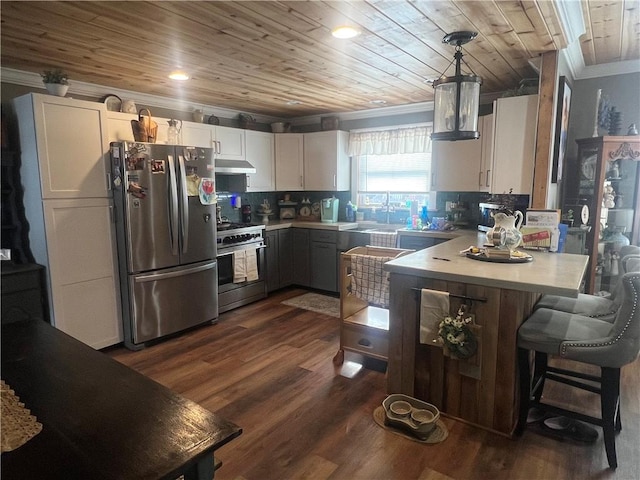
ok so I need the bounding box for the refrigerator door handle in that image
[167,155,179,256]
[134,261,217,283]
[178,154,189,254]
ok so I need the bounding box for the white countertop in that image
[384,231,589,297]
[264,220,359,231]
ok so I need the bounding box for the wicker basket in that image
[131,108,158,143]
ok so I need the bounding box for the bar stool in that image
[533,246,640,322]
[515,271,640,469]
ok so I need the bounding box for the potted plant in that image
[41,69,69,97]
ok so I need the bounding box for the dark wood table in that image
[1,320,241,479]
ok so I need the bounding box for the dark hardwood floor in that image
[107,288,640,480]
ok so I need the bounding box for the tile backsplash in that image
[216,189,352,224]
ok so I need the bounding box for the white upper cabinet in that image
[303,131,350,191]
[431,130,482,192]
[478,114,495,192]
[245,130,275,192]
[214,125,246,160]
[490,95,538,195]
[275,133,304,191]
[16,94,111,199]
[182,121,214,148]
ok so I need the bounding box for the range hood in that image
[215,159,256,174]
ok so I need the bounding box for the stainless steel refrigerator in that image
[110,142,218,349]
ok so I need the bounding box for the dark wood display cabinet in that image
[563,136,640,294]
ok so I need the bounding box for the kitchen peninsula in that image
[384,232,588,436]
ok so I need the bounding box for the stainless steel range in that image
[216,223,267,313]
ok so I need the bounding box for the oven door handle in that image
[217,244,266,257]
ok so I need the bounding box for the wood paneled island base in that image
[384,233,589,437]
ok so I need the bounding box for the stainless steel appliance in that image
[110,142,218,350]
[216,223,267,313]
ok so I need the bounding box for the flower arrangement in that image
[438,307,478,359]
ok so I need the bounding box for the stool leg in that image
[532,352,548,402]
[601,367,620,469]
[515,347,531,435]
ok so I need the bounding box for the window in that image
[349,124,433,210]
[356,152,432,208]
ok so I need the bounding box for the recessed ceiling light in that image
[286,100,302,105]
[331,26,360,39]
[168,70,190,81]
[370,100,387,105]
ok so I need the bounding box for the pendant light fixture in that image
[431,31,482,141]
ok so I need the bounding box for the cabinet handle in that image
[300,175,303,188]
[333,174,336,187]
[246,175,251,188]
[109,205,115,223]
[106,172,112,191]
[486,169,490,187]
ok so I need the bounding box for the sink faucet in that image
[383,191,391,224]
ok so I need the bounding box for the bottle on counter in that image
[346,201,356,222]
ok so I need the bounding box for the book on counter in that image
[485,247,512,258]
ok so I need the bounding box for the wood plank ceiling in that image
[1,1,638,118]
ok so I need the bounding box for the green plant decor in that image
[41,69,69,85]
[438,307,478,359]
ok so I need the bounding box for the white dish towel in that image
[233,250,247,283]
[350,254,394,307]
[245,248,259,282]
[419,289,450,345]
[370,232,397,248]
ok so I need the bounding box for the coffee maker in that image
[320,197,339,223]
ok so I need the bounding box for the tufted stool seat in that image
[516,271,640,469]
[533,247,640,322]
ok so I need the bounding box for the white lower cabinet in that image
[43,198,122,349]
[246,130,275,191]
[275,133,304,191]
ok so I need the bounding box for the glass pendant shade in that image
[431,32,482,142]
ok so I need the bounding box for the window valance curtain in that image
[348,126,432,156]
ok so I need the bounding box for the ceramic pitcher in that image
[486,210,524,250]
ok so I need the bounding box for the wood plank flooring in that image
[107,288,640,480]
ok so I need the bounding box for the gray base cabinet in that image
[310,230,338,293]
[292,229,311,287]
[398,234,448,251]
[265,229,294,292]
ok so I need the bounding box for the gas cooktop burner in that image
[217,222,261,231]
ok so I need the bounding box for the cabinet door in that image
[278,229,294,287]
[310,241,338,292]
[182,122,214,148]
[479,114,495,192]
[492,95,538,194]
[431,133,482,191]
[43,198,122,349]
[17,94,111,199]
[303,131,350,191]
[107,112,136,142]
[265,231,279,292]
[246,130,275,192]
[292,228,310,286]
[214,126,245,160]
[275,134,304,191]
